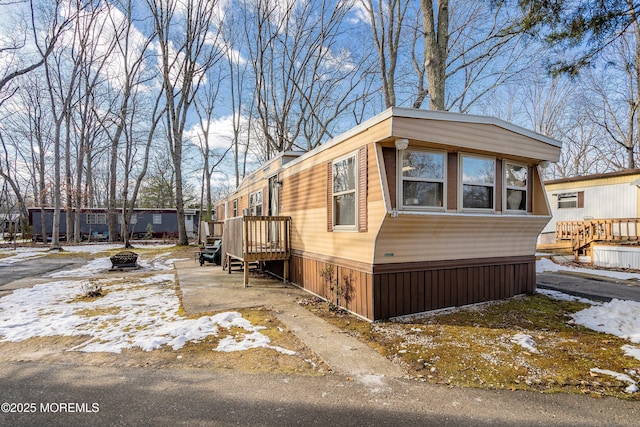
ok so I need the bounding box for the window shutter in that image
[358,145,368,232]
[327,161,333,232]
[577,191,584,208]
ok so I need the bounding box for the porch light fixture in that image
[395,138,409,151]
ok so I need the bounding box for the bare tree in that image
[40,1,91,250]
[246,0,368,157]
[0,0,68,101]
[221,11,252,188]
[359,0,409,108]
[193,69,233,220]
[146,0,225,245]
[582,27,640,170]
[0,0,72,240]
[96,0,158,243]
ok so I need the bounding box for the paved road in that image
[0,257,82,287]
[537,272,640,302]
[0,361,637,426]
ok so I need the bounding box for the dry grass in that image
[299,294,640,400]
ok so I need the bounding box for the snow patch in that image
[590,368,639,394]
[510,333,540,354]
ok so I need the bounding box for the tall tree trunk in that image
[421,0,448,111]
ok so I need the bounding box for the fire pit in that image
[110,251,139,269]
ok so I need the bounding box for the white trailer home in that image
[540,169,640,266]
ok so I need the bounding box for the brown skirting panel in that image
[372,256,536,320]
[288,254,374,320]
[278,253,535,321]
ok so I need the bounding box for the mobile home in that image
[214,107,561,321]
[29,207,199,241]
[540,170,640,266]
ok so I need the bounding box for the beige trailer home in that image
[214,107,561,321]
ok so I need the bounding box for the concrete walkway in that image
[174,260,405,379]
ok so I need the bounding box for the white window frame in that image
[459,153,496,212]
[557,192,578,209]
[86,213,107,225]
[397,148,446,211]
[118,213,137,224]
[153,213,162,225]
[249,190,263,216]
[232,199,238,217]
[332,151,358,231]
[503,161,528,213]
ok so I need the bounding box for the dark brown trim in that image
[447,152,457,210]
[382,147,397,210]
[527,166,534,213]
[372,255,536,274]
[577,191,584,208]
[495,159,503,212]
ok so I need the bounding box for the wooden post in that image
[243,260,249,288]
[284,259,289,284]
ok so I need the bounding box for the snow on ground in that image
[45,249,186,278]
[536,257,640,281]
[0,253,296,355]
[536,258,640,392]
[0,247,49,265]
[571,299,640,344]
[590,368,639,394]
[510,333,540,354]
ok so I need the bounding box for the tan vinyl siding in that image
[390,117,560,162]
[283,143,385,265]
[374,214,550,264]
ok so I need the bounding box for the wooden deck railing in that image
[199,220,224,245]
[222,216,291,286]
[556,218,640,258]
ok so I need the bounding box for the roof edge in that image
[545,169,640,185]
[388,107,562,148]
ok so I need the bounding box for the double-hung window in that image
[249,190,263,216]
[399,149,445,209]
[332,153,357,229]
[460,154,495,211]
[504,162,527,212]
[153,213,162,224]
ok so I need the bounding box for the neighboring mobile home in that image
[540,170,640,267]
[28,207,199,241]
[214,107,561,321]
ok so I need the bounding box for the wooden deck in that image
[556,218,640,259]
[222,216,291,286]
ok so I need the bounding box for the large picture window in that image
[249,190,263,216]
[400,149,445,209]
[461,154,495,210]
[332,153,357,228]
[504,162,527,212]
